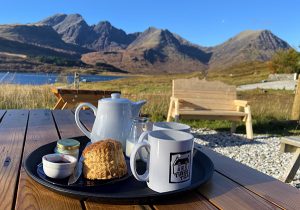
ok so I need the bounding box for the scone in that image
[82,139,127,180]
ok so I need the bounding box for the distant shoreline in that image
[0,68,131,77]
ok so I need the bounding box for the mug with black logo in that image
[130,129,194,193]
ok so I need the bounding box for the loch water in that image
[0,72,123,85]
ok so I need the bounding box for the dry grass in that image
[0,67,296,136]
[207,61,270,85]
[0,84,55,109]
[239,89,293,120]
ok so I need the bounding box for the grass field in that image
[0,62,298,136]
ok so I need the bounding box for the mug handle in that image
[138,131,149,162]
[130,141,150,182]
[74,102,97,139]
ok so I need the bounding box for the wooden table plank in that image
[85,202,151,210]
[53,110,151,210]
[198,146,300,210]
[198,172,281,210]
[0,110,29,210]
[153,191,218,210]
[52,109,84,138]
[15,110,82,210]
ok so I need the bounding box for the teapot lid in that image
[100,93,131,104]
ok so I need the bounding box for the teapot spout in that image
[132,100,147,117]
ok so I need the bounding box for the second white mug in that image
[153,122,190,133]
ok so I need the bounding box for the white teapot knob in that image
[111,93,121,99]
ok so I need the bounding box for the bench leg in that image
[53,97,64,110]
[279,143,286,154]
[281,148,300,183]
[230,122,237,133]
[167,99,173,122]
[245,106,253,140]
[61,102,68,110]
[174,115,179,122]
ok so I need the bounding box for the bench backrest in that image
[172,78,237,111]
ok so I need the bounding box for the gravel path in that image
[237,80,297,91]
[192,128,300,189]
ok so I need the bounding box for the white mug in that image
[130,130,194,193]
[153,122,190,133]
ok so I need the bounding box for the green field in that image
[0,62,298,136]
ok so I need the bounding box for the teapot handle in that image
[74,102,97,139]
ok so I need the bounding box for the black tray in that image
[24,136,214,203]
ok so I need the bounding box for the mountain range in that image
[0,13,291,73]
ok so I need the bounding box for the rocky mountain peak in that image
[146,26,161,32]
[255,30,290,50]
[38,14,138,50]
[53,14,86,30]
[208,29,291,68]
[234,30,264,40]
[38,14,90,45]
[37,13,67,26]
[128,27,164,49]
[227,29,290,51]
[96,21,112,27]
[93,21,113,33]
[38,13,86,29]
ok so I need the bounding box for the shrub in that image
[269,49,300,74]
[35,56,86,67]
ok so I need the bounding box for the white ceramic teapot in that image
[74,93,146,150]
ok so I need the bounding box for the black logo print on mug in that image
[169,151,191,183]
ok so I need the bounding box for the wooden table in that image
[51,87,120,109]
[1,109,300,210]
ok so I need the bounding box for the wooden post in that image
[74,72,80,90]
[245,106,253,140]
[291,77,300,120]
[230,122,237,133]
[174,98,179,122]
[167,98,173,122]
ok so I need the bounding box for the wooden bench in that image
[280,136,300,183]
[51,87,120,109]
[167,78,253,139]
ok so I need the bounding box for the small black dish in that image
[37,159,132,188]
[25,136,214,203]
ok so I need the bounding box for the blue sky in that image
[1,0,299,48]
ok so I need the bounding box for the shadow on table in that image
[86,190,211,207]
